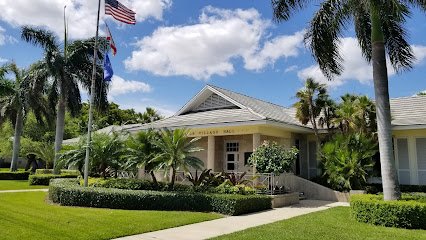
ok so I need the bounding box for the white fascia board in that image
[392,124,426,130]
[207,86,247,110]
[174,85,211,116]
[133,120,314,134]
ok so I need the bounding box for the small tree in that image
[126,129,162,184]
[153,128,204,187]
[58,133,127,177]
[321,133,377,191]
[248,141,298,175]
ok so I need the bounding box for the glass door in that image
[225,142,239,172]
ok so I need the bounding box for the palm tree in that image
[29,142,55,169]
[271,0,420,200]
[126,129,161,184]
[58,133,126,177]
[0,62,51,171]
[153,128,204,187]
[141,107,162,123]
[21,27,109,172]
[294,78,328,142]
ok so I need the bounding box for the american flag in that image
[105,0,136,25]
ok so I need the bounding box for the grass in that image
[0,192,221,240]
[0,180,48,190]
[213,207,426,240]
[0,168,25,171]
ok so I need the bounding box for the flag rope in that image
[83,0,102,187]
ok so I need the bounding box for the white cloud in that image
[284,65,298,73]
[0,57,7,63]
[109,75,152,98]
[412,45,426,64]
[0,0,171,39]
[245,31,305,71]
[0,26,17,45]
[124,6,304,80]
[297,37,426,88]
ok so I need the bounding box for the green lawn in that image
[0,192,221,240]
[213,207,426,240]
[0,168,25,171]
[0,180,47,190]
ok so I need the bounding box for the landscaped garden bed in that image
[351,194,426,229]
[0,170,30,180]
[49,179,272,215]
[29,173,80,185]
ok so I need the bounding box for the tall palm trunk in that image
[170,167,176,188]
[371,2,401,200]
[308,100,320,143]
[10,110,24,172]
[150,171,158,185]
[53,94,66,174]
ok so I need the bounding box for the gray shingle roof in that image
[132,108,263,131]
[66,86,426,143]
[390,95,426,126]
[208,85,302,126]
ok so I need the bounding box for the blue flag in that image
[103,53,114,81]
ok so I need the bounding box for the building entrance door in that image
[225,141,239,172]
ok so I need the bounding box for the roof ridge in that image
[208,84,293,110]
[390,94,426,100]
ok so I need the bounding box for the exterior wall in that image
[222,134,253,173]
[393,129,426,185]
[188,124,311,176]
[191,136,208,169]
[215,136,224,172]
[260,135,291,148]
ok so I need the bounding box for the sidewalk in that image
[114,200,349,240]
[0,189,48,193]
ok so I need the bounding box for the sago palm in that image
[21,26,109,172]
[272,0,420,200]
[58,133,126,177]
[153,128,204,187]
[0,62,52,171]
[126,129,162,184]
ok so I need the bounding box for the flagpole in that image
[84,0,102,187]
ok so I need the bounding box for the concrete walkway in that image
[0,189,48,193]
[114,200,350,240]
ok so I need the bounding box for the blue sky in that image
[1,0,426,116]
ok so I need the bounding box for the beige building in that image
[66,85,426,185]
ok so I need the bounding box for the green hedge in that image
[0,171,30,180]
[49,179,271,215]
[99,178,192,192]
[35,169,80,175]
[351,194,426,229]
[365,184,426,194]
[29,174,79,186]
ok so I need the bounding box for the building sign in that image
[188,127,253,137]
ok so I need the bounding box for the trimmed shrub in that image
[99,178,193,192]
[35,169,80,175]
[49,179,271,215]
[365,184,426,194]
[29,174,79,186]
[351,194,426,229]
[0,171,30,180]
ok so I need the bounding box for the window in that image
[396,138,410,185]
[226,142,239,152]
[417,138,426,184]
